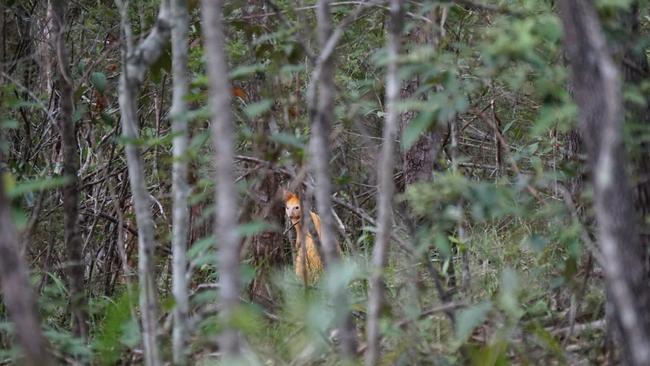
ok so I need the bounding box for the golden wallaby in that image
[284,190,325,283]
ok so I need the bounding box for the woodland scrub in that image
[1,0,649,365]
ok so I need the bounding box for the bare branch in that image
[170,0,191,363]
[50,0,88,339]
[559,1,650,364]
[114,0,173,363]
[309,0,357,359]
[366,1,403,364]
[0,176,53,366]
[201,0,242,358]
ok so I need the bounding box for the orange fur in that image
[284,191,325,283]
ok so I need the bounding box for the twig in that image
[478,108,541,199]
[448,0,525,17]
[0,71,57,123]
[556,183,605,267]
[246,1,432,24]
[396,302,467,328]
[549,319,606,337]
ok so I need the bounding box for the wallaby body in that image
[284,191,325,283]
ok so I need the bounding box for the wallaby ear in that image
[282,188,296,202]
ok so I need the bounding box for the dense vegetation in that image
[1,0,650,364]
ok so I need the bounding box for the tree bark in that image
[249,170,285,305]
[365,1,403,364]
[50,0,88,339]
[201,0,242,358]
[310,0,339,269]
[307,0,358,358]
[115,1,172,364]
[559,1,650,364]
[398,10,451,322]
[245,0,288,308]
[618,3,650,273]
[0,176,53,366]
[450,116,470,293]
[170,0,190,363]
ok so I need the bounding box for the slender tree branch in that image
[0,175,53,366]
[366,1,403,364]
[308,0,358,358]
[559,1,650,364]
[170,0,191,363]
[201,0,242,358]
[114,0,172,364]
[51,0,88,338]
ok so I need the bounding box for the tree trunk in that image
[310,0,340,268]
[307,0,358,359]
[365,1,403,364]
[618,4,650,274]
[201,0,242,358]
[50,0,88,340]
[245,0,288,308]
[399,8,453,322]
[0,175,53,366]
[249,170,285,306]
[450,116,470,293]
[559,1,650,364]
[170,0,190,363]
[115,1,172,364]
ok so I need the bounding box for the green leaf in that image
[7,176,72,199]
[523,233,549,252]
[188,235,215,261]
[237,220,277,237]
[535,14,562,42]
[455,301,492,343]
[596,0,633,10]
[43,328,91,360]
[90,72,108,93]
[0,119,19,129]
[239,263,257,285]
[499,268,523,318]
[72,104,88,123]
[270,132,306,149]
[187,105,212,122]
[401,111,436,149]
[94,290,138,364]
[229,63,265,80]
[243,99,273,119]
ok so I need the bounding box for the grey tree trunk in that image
[0,176,53,366]
[115,1,172,364]
[619,3,650,273]
[50,0,88,339]
[308,0,358,359]
[245,0,287,308]
[310,0,339,268]
[170,0,191,363]
[450,117,470,293]
[200,0,242,358]
[365,1,403,364]
[398,9,451,330]
[559,1,650,364]
[249,170,285,305]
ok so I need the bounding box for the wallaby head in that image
[283,190,302,223]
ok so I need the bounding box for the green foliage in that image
[243,99,273,118]
[3,0,640,363]
[455,302,492,345]
[6,175,72,199]
[90,72,108,93]
[94,290,139,365]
